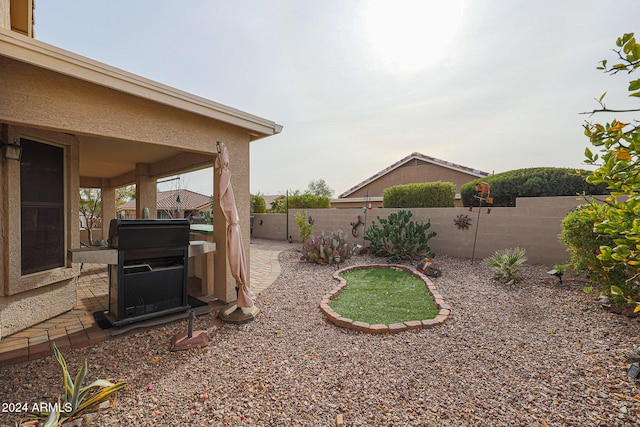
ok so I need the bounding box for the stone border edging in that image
[320,264,450,334]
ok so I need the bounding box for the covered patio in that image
[0,5,281,341]
[0,239,289,367]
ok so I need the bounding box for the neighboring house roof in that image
[339,152,490,198]
[117,189,212,212]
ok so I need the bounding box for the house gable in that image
[339,152,489,199]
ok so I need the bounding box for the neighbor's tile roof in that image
[339,152,489,198]
[117,189,212,211]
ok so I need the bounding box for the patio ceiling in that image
[77,135,215,189]
[79,135,188,179]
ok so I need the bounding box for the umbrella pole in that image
[215,140,260,324]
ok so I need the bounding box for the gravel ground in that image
[2,250,640,426]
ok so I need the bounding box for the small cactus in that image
[302,230,353,264]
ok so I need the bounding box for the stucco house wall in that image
[0,2,281,339]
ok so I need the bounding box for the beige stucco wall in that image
[252,196,585,265]
[0,126,80,338]
[0,27,278,339]
[0,56,243,154]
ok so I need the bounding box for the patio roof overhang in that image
[0,28,282,187]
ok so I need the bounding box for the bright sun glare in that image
[362,0,465,73]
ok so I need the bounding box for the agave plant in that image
[32,343,126,425]
[483,247,528,284]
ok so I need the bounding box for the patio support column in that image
[0,0,10,31]
[101,184,116,241]
[135,163,157,219]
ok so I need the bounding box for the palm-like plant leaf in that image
[483,247,527,283]
[37,343,126,423]
[53,344,74,403]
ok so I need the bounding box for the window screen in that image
[20,138,65,275]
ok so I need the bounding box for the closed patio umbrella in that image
[215,141,256,312]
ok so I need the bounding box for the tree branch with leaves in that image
[581,33,640,308]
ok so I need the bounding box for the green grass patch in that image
[330,267,439,325]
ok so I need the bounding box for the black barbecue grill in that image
[69,219,216,327]
[106,219,191,326]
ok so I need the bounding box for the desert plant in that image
[28,343,126,425]
[302,230,352,264]
[364,210,436,262]
[294,211,314,243]
[483,247,528,284]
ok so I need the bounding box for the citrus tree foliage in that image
[560,205,629,302]
[582,33,640,304]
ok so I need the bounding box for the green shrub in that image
[483,247,528,284]
[382,181,456,208]
[302,230,352,264]
[287,194,331,210]
[294,211,314,243]
[460,168,610,207]
[250,194,266,213]
[364,210,436,262]
[559,203,631,303]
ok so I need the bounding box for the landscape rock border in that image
[320,264,450,334]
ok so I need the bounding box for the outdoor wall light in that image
[626,346,640,379]
[1,138,22,161]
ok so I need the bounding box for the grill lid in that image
[108,219,190,250]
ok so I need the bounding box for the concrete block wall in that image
[252,196,586,265]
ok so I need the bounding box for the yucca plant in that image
[31,343,126,425]
[483,247,528,284]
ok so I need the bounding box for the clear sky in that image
[35,0,640,197]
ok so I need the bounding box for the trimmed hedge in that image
[382,182,456,208]
[287,194,331,209]
[460,167,610,207]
